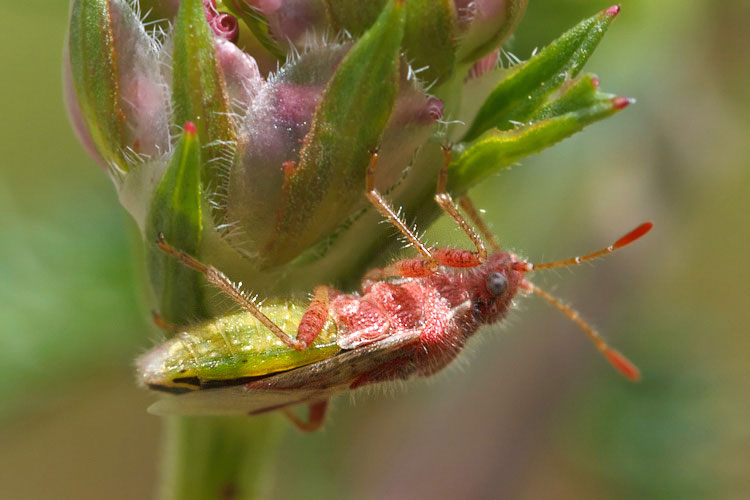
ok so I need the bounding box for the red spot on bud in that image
[184,122,197,135]
[605,5,621,17]
[613,222,653,249]
[605,349,641,382]
[591,76,601,89]
[612,97,631,110]
[427,97,444,121]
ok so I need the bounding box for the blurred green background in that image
[1,0,748,498]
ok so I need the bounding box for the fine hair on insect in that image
[142,145,652,431]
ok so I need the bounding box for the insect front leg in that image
[362,147,491,285]
[155,236,332,351]
[433,145,487,266]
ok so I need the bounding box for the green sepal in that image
[172,0,237,202]
[146,125,208,325]
[269,0,406,265]
[448,97,629,194]
[324,0,456,86]
[403,0,456,85]
[323,0,387,36]
[462,6,620,142]
[223,0,286,61]
[68,0,126,169]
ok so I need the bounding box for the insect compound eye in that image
[485,272,508,297]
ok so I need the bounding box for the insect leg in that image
[362,148,485,284]
[365,149,435,264]
[282,400,329,432]
[151,310,182,334]
[295,286,333,349]
[434,145,488,266]
[456,196,501,253]
[156,235,309,351]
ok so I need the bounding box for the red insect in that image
[146,147,652,431]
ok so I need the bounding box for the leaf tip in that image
[605,5,621,17]
[184,121,197,135]
[612,96,633,110]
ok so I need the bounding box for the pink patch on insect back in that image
[364,282,422,330]
[332,298,390,349]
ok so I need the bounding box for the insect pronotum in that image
[138,147,652,431]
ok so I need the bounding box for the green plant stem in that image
[159,416,284,500]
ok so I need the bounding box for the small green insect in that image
[139,148,651,431]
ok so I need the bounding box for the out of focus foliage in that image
[1,1,748,498]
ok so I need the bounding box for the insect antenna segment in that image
[512,222,653,381]
[511,222,653,272]
[523,281,641,381]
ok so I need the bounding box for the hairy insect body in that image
[141,149,651,426]
[336,252,523,381]
[141,253,524,400]
[139,302,340,392]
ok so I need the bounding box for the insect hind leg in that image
[282,400,329,432]
[155,235,330,351]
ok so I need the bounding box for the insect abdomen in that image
[138,302,340,389]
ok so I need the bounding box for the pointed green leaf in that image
[68,0,126,168]
[462,5,621,142]
[268,0,406,265]
[146,124,208,325]
[223,0,286,61]
[449,96,631,194]
[173,0,236,203]
[530,73,603,121]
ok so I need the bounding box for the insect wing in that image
[148,330,421,416]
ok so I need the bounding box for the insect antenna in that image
[523,281,641,381]
[511,222,653,272]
